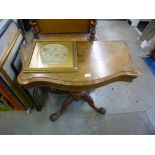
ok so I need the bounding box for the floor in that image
[0,20,155,135]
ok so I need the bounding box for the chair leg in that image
[81,92,106,114]
[50,95,74,121]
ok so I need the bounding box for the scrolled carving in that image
[50,91,106,121]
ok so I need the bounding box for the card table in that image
[17,41,140,121]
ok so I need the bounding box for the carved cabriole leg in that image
[88,19,97,41]
[29,19,39,39]
[50,95,74,121]
[81,92,106,114]
[50,91,106,122]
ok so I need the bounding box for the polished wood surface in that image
[18,41,139,91]
[39,34,89,41]
[18,40,139,121]
[37,19,91,33]
[29,19,97,41]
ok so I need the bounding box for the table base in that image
[50,91,106,122]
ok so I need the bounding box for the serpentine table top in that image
[18,41,139,90]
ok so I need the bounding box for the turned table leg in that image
[50,91,106,122]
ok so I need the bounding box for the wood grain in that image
[17,41,140,91]
[37,19,91,34]
[29,19,96,41]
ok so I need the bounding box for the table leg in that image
[50,95,74,121]
[81,92,106,114]
[50,91,106,122]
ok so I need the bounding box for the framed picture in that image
[23,41,78,73]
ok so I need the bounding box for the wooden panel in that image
[37,19,91,34]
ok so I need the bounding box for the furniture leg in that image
[81,92,106,114]
[50,91,106,122]
[50,95,74,121]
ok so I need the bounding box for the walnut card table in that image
[17,41,140,121]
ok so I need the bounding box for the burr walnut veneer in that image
[17,41,139,121]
